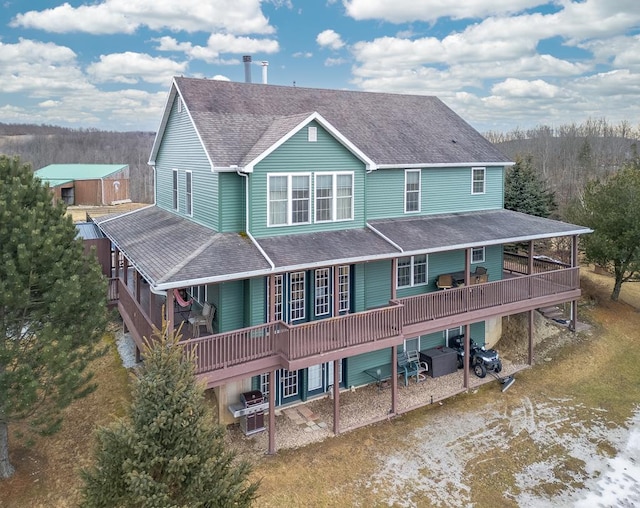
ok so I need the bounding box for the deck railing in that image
[114,267,579,380]
[503,252,570,274]
[117,278,155,346]
[399,267,579,327]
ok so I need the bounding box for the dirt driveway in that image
[252,271,640,507]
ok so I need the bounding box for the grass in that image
[2,267,640,506]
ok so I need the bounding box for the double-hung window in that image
[314,172,353,222]
[471,246,485,263]
[185,171,192,216]
[338,265,350,313]
[472,167,486,194]
[290,272,306,321]
[397,254,428,288]
[314,268,330,316]
[172,169,178,210]
[405,169,421,213]
[268,174,310,226]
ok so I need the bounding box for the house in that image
[93,78,591,453]
[35,163,130,205]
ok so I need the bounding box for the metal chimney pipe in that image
[261,61,269,84]
[243,55,252,83]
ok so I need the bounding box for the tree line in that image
[0,123,155,203]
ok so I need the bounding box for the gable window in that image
[172,169,178,210]
[308,126,317,142]
[397,254,428,288]
[268,174,310,226]
[472,246,485,263]
[185,171,193,216]
[472,167,486,194]
[405,169,421,213]
[177,97,182,113]
[315,172,354,223]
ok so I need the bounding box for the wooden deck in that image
[112,265,581,388]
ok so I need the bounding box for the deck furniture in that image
[436,274,454,290]
[188,302,214,337]
[420,347,458,378]
[398,350,428,385]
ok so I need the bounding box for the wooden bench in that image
[398,350,428,386]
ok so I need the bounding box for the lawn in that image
[2,268,639,506]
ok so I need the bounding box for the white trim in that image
[471,246,485,263]
[172,169,179,211]
[314,171,354,223]
[185,170,193,217]
[404,168,421,213]
[471,166,486,195]
[267,173,312,227]
[375,162,515,169]
[396,254,428,289]
[308,126,317,142]
[243,112,376,172]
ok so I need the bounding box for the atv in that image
[448,335,502,378]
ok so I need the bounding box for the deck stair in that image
[538,305,568,324]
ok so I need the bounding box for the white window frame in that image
[314,268,330,316]
[267,173,311,227]
[185,170,193,216]
[189,284,207,305]
[266,275,284,321]
[471,246,485,263]
[289,271,306,321]
[314,172,354,223]
[177,97,182,113]
[338,265,350,313]
[308,126,317,142]
[403,337,420,353]
[281,369,298,398]
[397,254,428,289]
[472,167,486,195]
[404,169,421,213]
[172,169,178,210]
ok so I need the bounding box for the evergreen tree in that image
[0,155,108,479]
[81,325,259,507]
[504,154,557,218]
[567,158,640,301]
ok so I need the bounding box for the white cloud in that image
[317,29,345,50]
[325,57,347,67]
[87,52,188,84]
[343,0,543,23]
[293,51,313,58]
[11,0,275,35]
[155,34,279,63]
[490,78,565,99]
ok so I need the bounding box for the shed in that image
[35,164,130,205]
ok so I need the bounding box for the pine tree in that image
[81,324,259,507]
[504,154,557,218]
[0,155,108,479]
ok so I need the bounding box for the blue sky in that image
[1,0,639,133]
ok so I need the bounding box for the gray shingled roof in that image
[95,206,590,290]
[368,209,592,254]
[171,77,510,168]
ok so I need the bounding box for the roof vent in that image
[243,55,252,83]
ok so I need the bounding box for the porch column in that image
[528,309,535,365]
[268,370,276,455]
[570,235,578,332]
[114,248,120,279]
[391,258,397,300]
[123,257,129,286]
[528,240,534,274]
[464,249,471,285]
[391,347,398,415]
[463,323,470,389]
[333,359,340,435]
[166,288,174,337]
[135,270,141,303]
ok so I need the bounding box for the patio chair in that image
[188,302,214,337]
[474,266,487,275]
[436,274,454,290]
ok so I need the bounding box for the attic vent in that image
[177,97,182,113]
[308,126,317,142]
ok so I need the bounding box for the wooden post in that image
[166,288,174,336]
[528,309,534,365]
[333,359,340,435]
[114,248,120,279]
[391,258,397,300]
[464,248,471,286]
[391,347,398,415]
[135,270,141,303]
[123,257,129,286]
[463,323,470,389]
[268,370,276,455]
[528,240,534,275]
[570,235,578,332]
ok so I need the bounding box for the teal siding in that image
[353,264,366,312]
[219,172,245,232]
[248,277,267,326]
[366,166,504,219]
[155,96,220,229]
[218,280,245,332]
[249,121,366,238]
[363,260,391,309]
[347,349,393,388]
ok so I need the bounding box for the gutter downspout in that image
[237,169,275,270]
